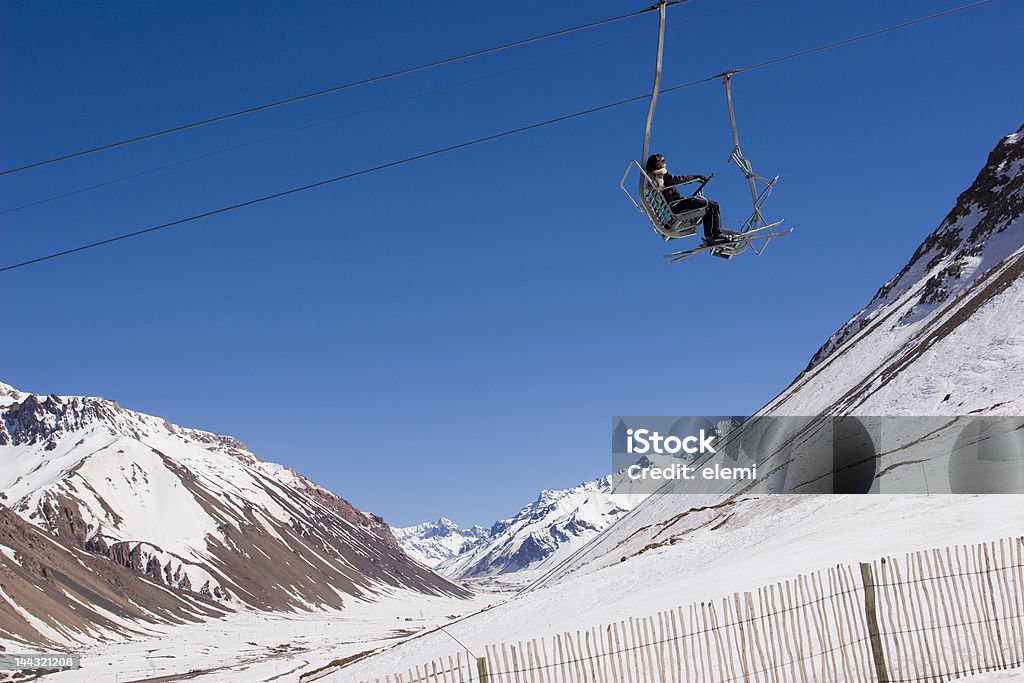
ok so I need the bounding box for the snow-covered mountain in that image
[390,518,488,568]
[0,383,467,646]
[767,124,1024,416]
[433,476,647,579]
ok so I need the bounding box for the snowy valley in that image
[1,124,1022,681]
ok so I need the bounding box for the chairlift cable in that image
[0,1,692,179]
[6,4,751,219]
[4,2,779,219]
[724,0,997,77]
[0,96,653,274]
[1,37,649,218]
[0,0,1000,275]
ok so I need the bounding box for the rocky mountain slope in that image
[0,383,467,646]
[768,124,1024,416]
[0,503,229,647]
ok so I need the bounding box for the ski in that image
[662,222,793,263]
[661,242,725,263]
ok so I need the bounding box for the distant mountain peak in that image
[425,475,647,580]
[391,518,489,568]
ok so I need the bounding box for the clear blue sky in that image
[2,0,1021,527]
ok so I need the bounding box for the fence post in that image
[477,656,489,683]
[860,562,890,683]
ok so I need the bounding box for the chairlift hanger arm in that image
[639,0,669,196]
[718,70,787,247]
[721,72,759,205]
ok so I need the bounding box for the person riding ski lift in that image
[644,153,731,245]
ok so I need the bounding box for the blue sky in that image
[2,0,1021,527]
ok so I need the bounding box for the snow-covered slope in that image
[436,476,647,579]
[766,124,1024,416]
[333,494,1024,680]
[391,518,488,568]
[0,383,467,645]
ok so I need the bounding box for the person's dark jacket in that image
[652,170,703,203]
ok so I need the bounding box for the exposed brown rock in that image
[0,386,470,647]
[0,504,227,646]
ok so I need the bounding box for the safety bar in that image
[619,160,649,213]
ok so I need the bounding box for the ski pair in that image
[662,221,792,264]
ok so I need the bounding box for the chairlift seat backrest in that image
[619,160,703,238]
[643,188,676,225]
[646,185,705,233]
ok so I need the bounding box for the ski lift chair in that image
[620,160,712,241]
[620,0,792,265]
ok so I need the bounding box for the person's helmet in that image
[644,154,666,175]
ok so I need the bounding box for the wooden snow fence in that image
[361,536,1024,683]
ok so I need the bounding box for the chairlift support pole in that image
[638,0,668,200]
[721,71,785,255]
[722,72,760,218]
[624,0,701,242]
